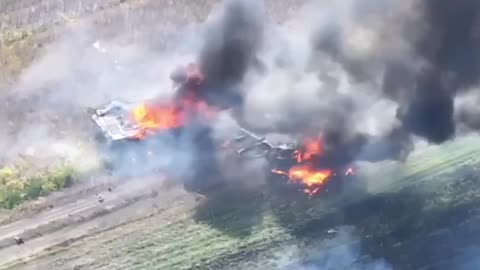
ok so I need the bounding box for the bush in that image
[25,180,45,199]
[3,192,23,210]
[0,166,77,209]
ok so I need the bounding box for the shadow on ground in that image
[192,183,267,238]
[191,162,480,269]
[191,172,364,238]
[285,165,480,270]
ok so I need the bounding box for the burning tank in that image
[90,62,363,196]
[224,128,361,197]
[89,63,219,182]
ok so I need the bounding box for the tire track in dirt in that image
[0,177,154,240]
[1,193,200,270]
[0,175,172,261]
[0,186,198,270]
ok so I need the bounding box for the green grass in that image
[5,136,480,270]
[0,165,77,209]
[363,136,480,189]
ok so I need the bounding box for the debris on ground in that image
[96,194,104,203]
[327,228,337,234]
[14,237,24,245]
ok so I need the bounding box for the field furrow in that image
[3,137,480,269]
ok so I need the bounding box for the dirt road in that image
[0,175,198,268]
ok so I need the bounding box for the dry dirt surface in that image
[0,175,195,267]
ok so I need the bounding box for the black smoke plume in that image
[393,0,480,143]
[301,0,480,166]
[196,0,265,109]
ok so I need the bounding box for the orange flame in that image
[272,135,337,196]
[273,165,333,196]
[295,137,324,163]
[288,165,332,187]
[131,102,186,131]
[129,93,217,139]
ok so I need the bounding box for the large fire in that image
[128,64,217,139]
[272,135,353,196]
[122,62,352,196]
[131,102,185,131]
[129,97,217,139]
[295,137,324,162]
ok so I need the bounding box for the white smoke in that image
[240,0,406,139]
[0,0,439,177]
[0,15,202,172]
[257,226,392,270]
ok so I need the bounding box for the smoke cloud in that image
[261,226,392,270]
[1,1,479,268]
[0,12,198,173]
[225,0,480,167]
[196,0,266,109]
[311,0,480,144]
[4,0,480,176]
[237,0,412,166]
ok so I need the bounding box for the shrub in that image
[2,192,23,210]
[0,165,77,209]
[25,180,45,199]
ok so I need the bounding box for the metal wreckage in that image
[89,63,361,197]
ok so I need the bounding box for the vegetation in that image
[0,165,76,209]
[2,1,480,269]
[4,136,480,270]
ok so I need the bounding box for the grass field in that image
[2,136,480,270]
